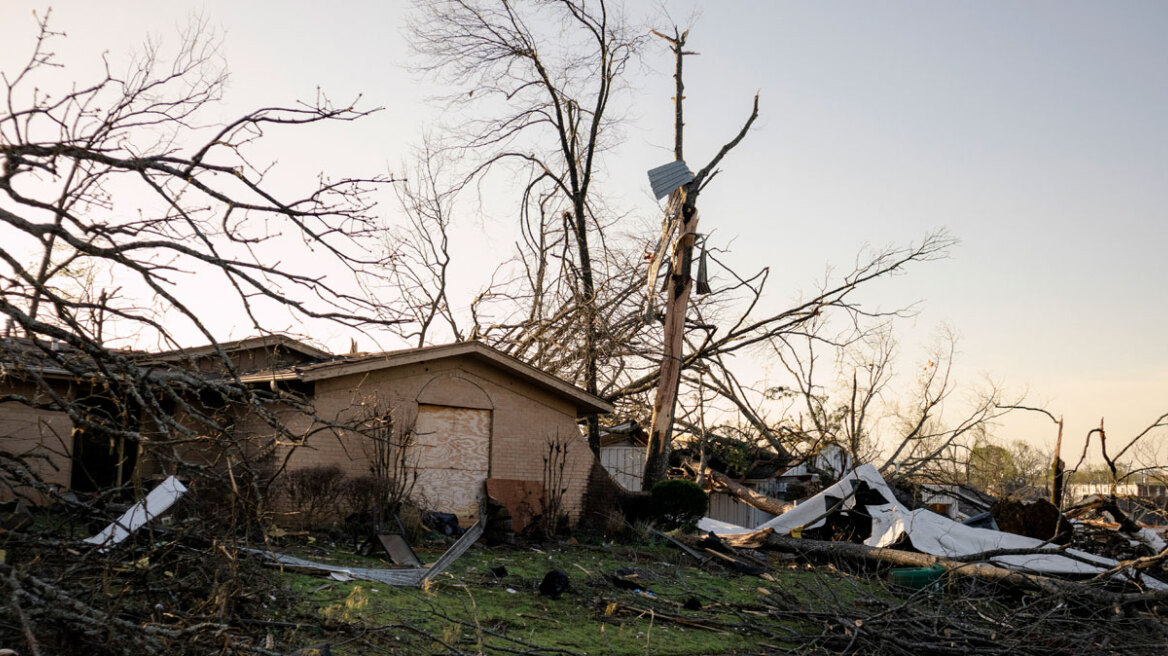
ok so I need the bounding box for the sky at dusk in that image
[1,1,1165,462]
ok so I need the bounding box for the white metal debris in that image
[83,475,187,550]
[699,464,1167,587]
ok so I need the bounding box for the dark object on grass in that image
[423,512,464,536]
[697,531,731,553]
[683,596,703,611]
[649,479,709,530]
[609,569,642,591]
[489,565,508,578]
[539,569,570,599]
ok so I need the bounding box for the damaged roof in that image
[149,334,332,362]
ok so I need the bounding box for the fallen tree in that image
[683,458,793,517]
[739,527,1168,609]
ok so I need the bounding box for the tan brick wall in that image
[0,380,74,502]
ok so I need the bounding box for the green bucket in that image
[890,565,946,589]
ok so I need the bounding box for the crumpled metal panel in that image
[647,160,693,200]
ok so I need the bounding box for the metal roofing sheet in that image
[647,160,693,200]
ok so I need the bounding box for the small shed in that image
[237,341,613,525]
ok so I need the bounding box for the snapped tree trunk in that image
[1051,416,1065,509]
[643,197,698,489]
[684,458,793,517]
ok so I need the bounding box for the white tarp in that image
[698,464,1166,586]
[83,475,187,549]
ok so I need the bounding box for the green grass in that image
[272,538,896,655]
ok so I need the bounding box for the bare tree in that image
[410,0,644,452]
[382,142,463,346]
[405,2,990,499]
[0,13,396,654]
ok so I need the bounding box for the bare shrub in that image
[397,502,429,544]
[538,433,571,537]
[356,401,419,530]
[342,474,392,516]
[282,465,347,528]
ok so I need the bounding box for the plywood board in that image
[413,405,490,521]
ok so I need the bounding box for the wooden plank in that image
[413,405,490,521]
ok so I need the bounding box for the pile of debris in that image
[691,465,1168,607]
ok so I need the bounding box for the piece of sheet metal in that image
[83,475,188,550]
[378,534,423,567]
[647,160,693,200]
[253,509,485,587]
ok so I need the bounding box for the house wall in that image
[0,379,74,502]
[271,355,593,525]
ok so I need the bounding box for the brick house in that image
[0,336,612,525]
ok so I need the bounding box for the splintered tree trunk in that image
[685,459,794,516]
[643,194,698,490]
[641,27,758,491]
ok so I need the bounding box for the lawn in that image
[269,534,893,655]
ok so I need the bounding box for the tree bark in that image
[568,206,601,455]
[643,194,698,489]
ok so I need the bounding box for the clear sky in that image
[2,1,1165,463]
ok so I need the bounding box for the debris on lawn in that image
[254,511,484,587]
[608,568,643,591]
[83,475,187,550]
[422,511,464,536]
[259,550,429,586]
[377,533,422,567]
[1067,494,1168,555]
[697,464,1168,592]
[538,569,569,598]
